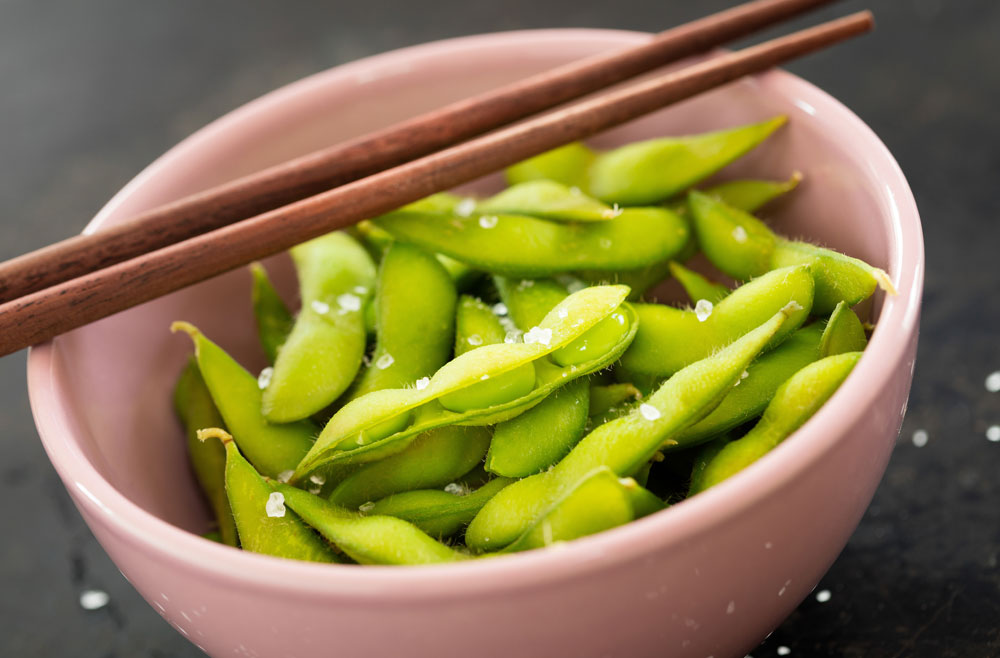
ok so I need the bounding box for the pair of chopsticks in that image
[0,0,873,357]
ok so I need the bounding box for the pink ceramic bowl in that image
[27,29,922,658]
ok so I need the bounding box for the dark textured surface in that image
[1,1,997,656]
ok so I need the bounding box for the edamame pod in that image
[668,262,730,305]
[365,477,513,538]
[348,242,457,399]
[172,322,315,478]
[587,117,787,204]
[173,360,237,547]
[688,191,894,314]
[820,301,868,357]
[272,482,465,565]
[503,468,636,553]
[374,206,689,278]
[454,295,507,356]
[263,232,376,422]
[587,382,643,428]
[250,263,294,364]
[487,378,590,478]
[327,425,491,510]
[505,142,594,189]
[493,276,568,330]
[200,429,336,563]
[467,308,793,551]
[294,285,637,478]
[477,180,618,222]
[689,351,862,494]
[621,265,814,377]
[702,172,802,212]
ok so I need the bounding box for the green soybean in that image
[505,142,594,189]
[327,425,491,510]
[668,262,730,305]
[272,482,465,565]
[621,265,814,378]
[249,263,293,364]
[374,206,689,278]
[172,322,315,479]
[200,429,336,563]
[262,232,376,422]
[493,276,568,330]
[173,360,237,547]
[365,477,513,539]
[702,172,802,212]
[820,301,868,357]
[454,295,507,356]
[466,308,792,551]
[477,180,617,222]
[689,352,862,494]
[688,190,894,314]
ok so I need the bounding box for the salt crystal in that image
[565,279,586,294]
[987,426,1000,442]
[519,279,535,288]
[568,186,582,196]
[599,238,613,250]
[359,502,375,513]
[257,367,274,390]
[912,429,928,447]
[376,353,395,370]
[732,226,748,243]
[265,492,286,518]
[602,203,622,219]
[480,374,490,381]
[523,326,553,346]
[307,484,322,494]
[777,647,791,656]
[353,286,369,295]
[694,299,714,322]
[478,215,499,229]
[639,404,661,421]
[309,474,326,486]
[726,601,736,615]
[492,302,508,316]
[466,334,484,347]
[986,371,1000,392]
[455,198,477,217]
[444,483,466,495]
[277,470,294,484]
[337,293,362,313]
[815,589,832,603]
[415,377,430,391]
[558,308,569,319]
[310,300,331,315]
[79,589,110,611]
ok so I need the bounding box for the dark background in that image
[1,0,998,656]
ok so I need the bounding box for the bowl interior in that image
[35,30,903,541]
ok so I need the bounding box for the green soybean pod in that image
[173,360,237,547]
[365,477,513,538]
[688,190,894,314]
[466,308,792,551]
[199,429,336,563]
[703,172,802,212]
[493,276,568,330]
[689,352,862,494]
[503,467,635,553]
[172,322,315,479]
[249,263,294,364]
[374,206,689,278]
[589,382,642,418]
[668,262,730,305]
[477,180,618,222]
[687,435,733,496]
[349,242,457,399]
[327,425,491,510]
[487,378,590,478]
[620,265,814,378]
[262,232,376,423]
[820,301,868,357]
[455,295,507,356]
[505,141,594,189]
[272,482,465,565]
[586,116,787,205]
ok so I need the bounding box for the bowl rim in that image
[27,27,924,599]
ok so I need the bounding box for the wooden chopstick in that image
[0,11,873,357]
[0,0,839,304]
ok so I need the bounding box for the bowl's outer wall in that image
[28,30,922,658]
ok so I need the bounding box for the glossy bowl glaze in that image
[27,29,922,658]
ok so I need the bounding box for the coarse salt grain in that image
[415,377,430,391]
[987,426,1000,442]
[375,353,395,370]
[455,198,476,217]
[694,299,714,322]
[257,367,274,390]
[523,326,553,346]
[277,470,294,484]
[912,429,928,447]
[558,308,569,319]
[815,589,832,603]
[478,215,499,229]
[492,302,508,316]
[79,589,110,611]
[732,226,748,243]
[777,647,791,656]
[309,474,326,486]
[986,372,1000,392]
[265,492,286,518]
[310,300,331,315]
[467,334,483,346]
[337,293,362,313]
[599,238,613,250]
[359,502,375,513]
[639,404,661,421]
[444,483,465,495]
